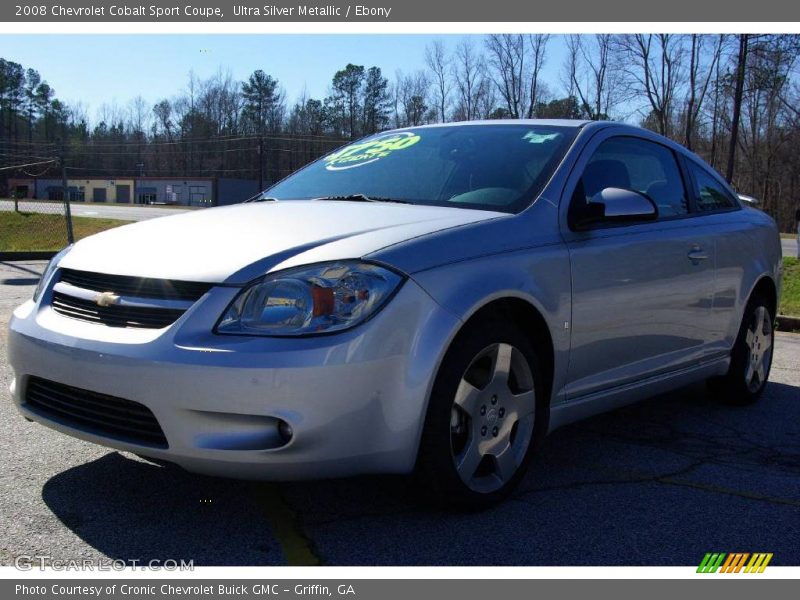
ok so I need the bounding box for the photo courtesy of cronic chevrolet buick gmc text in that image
[7,120,782,508]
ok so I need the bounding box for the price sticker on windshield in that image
[324,132,422,171]
[522,131,561,144]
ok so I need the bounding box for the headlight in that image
[33,245,72,302]
[216,261,404,337]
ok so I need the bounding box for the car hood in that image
[59,200,505,283]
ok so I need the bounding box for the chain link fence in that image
[0,182,74,261]
[1,141,72,260]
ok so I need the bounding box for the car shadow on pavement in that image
[40,453,287,565]
[41,380,800,566]
[1,278,40,286]
[0,262,42,286]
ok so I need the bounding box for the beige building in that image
[35,178,135,203]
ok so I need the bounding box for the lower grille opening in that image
[24,377,168,448]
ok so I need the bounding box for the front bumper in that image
[7,278,459,480]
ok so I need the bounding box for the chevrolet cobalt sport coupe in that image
[7,121,782,508]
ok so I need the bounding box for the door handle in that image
[688,245,709,262]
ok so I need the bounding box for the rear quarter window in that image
[687,161,739,212]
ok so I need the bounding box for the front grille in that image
[25,377,168,448]
[59,268,212,301]
[52,292,185,329]
[51,269,213,329]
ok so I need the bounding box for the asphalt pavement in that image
[1,261,799,566]
[785,237,798,258]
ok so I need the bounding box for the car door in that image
[682,157,747,354]
[560,131,719,399]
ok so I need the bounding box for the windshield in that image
[266,124,577,213]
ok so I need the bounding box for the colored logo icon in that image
[697,552,773,573]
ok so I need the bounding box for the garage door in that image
[116,185,131,203]
[93,188,107,203]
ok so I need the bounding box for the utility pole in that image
[59,138,74,244]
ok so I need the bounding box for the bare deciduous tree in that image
[485,34,527,118]
[452,39,486,121]
[615,34,684,136]
[395,70,431,127]
[564,34,620,120]
[726,34,750,182]
[683,34,724,150]
[425,40,452,123]
[526,34,550,118]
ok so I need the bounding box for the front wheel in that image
[709,294,774,406]
[416,319,547,509]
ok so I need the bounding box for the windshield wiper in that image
[243,193,279,203]
[312,194,411,205]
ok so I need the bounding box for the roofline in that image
[388,118,593,132]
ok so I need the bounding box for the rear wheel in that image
[709,294,774,405]
[417,319,547,509]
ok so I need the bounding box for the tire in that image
[416,317,548,510]
[708,293,774,406]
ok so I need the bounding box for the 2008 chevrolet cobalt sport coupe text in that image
[7,120,782,508]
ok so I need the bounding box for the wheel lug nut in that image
[480,406,486,415]
[481,426,487,436]
[499,408,505,418]
[491,395,498,405]
[492,427,499,437]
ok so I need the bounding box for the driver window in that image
[575,137,688,218]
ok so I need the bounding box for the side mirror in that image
[575,187,658,229]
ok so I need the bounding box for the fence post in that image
[59,141,75,244]
[258,135,264,191]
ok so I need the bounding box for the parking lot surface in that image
[0,200,189,222]
[783,237,798,258]
[1,261,798,566]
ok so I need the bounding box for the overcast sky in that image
[0,34,570,123]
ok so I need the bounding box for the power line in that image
[71,133,347,148]
[1,135,344,153]
[63,166,263,174]
[60,146,330,157]
[0,151,58,160]
[0,159,58,172]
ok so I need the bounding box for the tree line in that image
[1,34,799,230]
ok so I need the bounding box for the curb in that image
[776,314,800,332]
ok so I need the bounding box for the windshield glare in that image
[266,124,577,213]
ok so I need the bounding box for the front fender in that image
[410,242,572,407]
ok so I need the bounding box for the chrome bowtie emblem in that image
[94,291,120,307]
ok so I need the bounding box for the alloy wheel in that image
[449,343,536,493]
[744,305,773,393]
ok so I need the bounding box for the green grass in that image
[0,211,131,252]
[781,257,800,317]
[781,233,797,239]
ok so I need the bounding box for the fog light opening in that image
[278,420,294,444]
